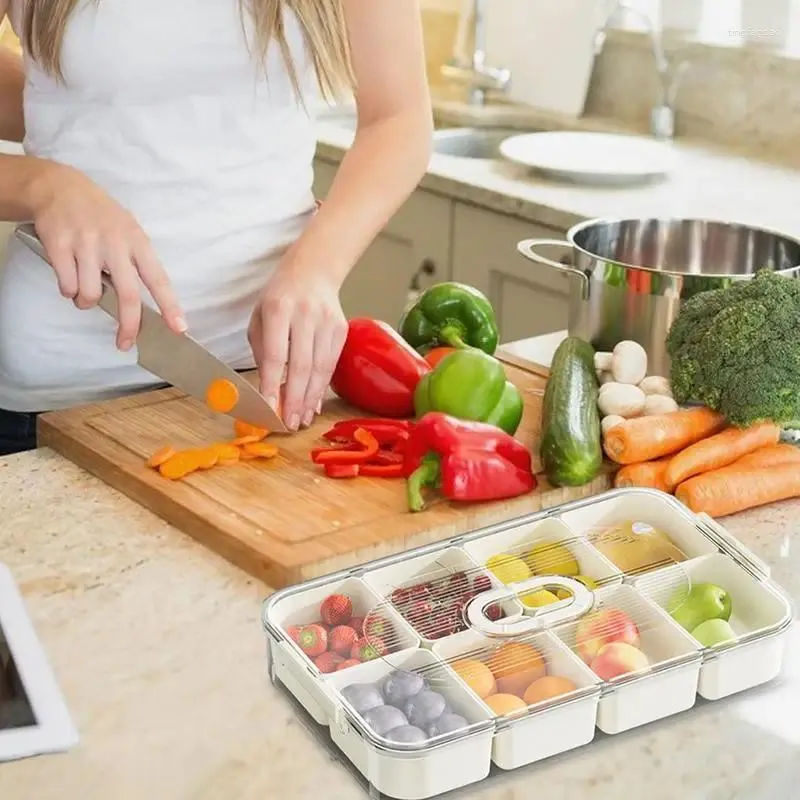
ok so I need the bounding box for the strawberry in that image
[297,623,328,658]
[336,659,362,671]
[351,636,387,662]
[285,625,303,644]
[471,574,492,596]
[320,593,353,626]
[349,616,366,636]
[329,625,358,657]
[364,614,394,642]
[314,652,344,673]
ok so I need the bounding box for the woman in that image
[0,0,432,456]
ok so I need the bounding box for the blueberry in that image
[426,713,468,737]
[404,690,447,728]
[385,725,428,744]
[362,705,408,736]
[380,670,427,707]
[341,683,384,714]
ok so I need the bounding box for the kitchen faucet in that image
[594,1,689,140]
[440,0,511,106]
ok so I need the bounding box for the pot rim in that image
[563,216,800,277]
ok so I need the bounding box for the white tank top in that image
[0,0,318,412]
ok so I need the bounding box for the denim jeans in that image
[0,410,38,457]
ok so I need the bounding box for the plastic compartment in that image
[267,576,420,724]
[463,517,623,611]
[363,547,524,646]
[560,489,718,576]
[433,629,601,769]
[324,649,494,800]
[635,553,793,700]
[550,584,702,734]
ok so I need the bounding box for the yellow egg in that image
[486,554,530,585]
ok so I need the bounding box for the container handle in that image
[517,238,590,300]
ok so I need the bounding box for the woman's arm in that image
[250,0,432,428]
[0,36,24,143]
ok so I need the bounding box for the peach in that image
[575,607,640,663]
[485,642,546,697]
[590,642,650,681]
[522,675,578,705]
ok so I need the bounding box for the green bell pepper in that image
[413,349,523,436]
[399,282,499,355]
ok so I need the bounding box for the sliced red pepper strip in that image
[310,442,361,463]
[324,463,360,479]
[359,462,405,478]
[370,451,404,466]
[322,419,414,445]
[404,413,536,512]
[313,428,380,465]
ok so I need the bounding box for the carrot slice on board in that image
[194,448,220,470]
[158,451,201,480]
[205,378,239,414]
[146,445,176,469]
[212,443,241,465]
[242,442,279,460]
[233,420,268,440]
[663,421,781,489]
[231,435,262,447]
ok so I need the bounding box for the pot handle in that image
[517,239,589,300]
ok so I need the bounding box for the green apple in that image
[691,619,737,648]
[668,582,732,632]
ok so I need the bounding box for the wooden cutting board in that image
[37,361,611,588]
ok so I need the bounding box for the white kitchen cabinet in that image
[313,158,452,326]
[451,204,572,343]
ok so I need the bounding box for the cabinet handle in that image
[409,258,437,292]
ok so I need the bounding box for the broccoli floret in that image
[666,270,800,427]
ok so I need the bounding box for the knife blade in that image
[14,223,287,433]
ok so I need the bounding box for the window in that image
[611,0,800,57]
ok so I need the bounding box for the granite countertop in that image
[1,334,799,800]
[314,104,800,236]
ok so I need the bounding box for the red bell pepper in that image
[330,319,431,418]
[322,418,414,447]
[403,412,536,512]
[324,463,360,479]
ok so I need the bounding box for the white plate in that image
[499,131,677,186]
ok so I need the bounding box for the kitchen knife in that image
[14,223,288,433]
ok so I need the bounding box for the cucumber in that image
[540,337,603,487]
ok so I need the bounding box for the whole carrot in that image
[663,422,780,489]
[675,462,800,517]
[613,457,671,492]
[603,407,726,465]
[733,443,800,469]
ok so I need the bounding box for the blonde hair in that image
[23,0,355,100]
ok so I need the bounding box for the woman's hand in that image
[248,260,347,431]
[30,162,186,350]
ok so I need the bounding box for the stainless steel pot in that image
[518,217,800,376]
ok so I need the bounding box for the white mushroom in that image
[643,394,679,415]
[639,375,672,397]
[610,341,648,385]
[594,352,613,373]
[597,382,647,418]
[601,415,626,435]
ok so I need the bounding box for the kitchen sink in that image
[431,127,534,160]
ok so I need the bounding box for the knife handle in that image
[15,223,120,320]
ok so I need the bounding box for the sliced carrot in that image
[231,435,262,447]
[158,451,201,480]
[193,447,220,470]
[242,442,279,460]
[146,445,176,469]
[663,422,780,489]
[613,457,671,492]
[212,442,241,465]
[603,407,726,465]
[205,378,239,414]
[233,420,269,440]
[732,444,800,469]
[675,462,800,517]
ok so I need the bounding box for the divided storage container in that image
[262,488,793,800]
